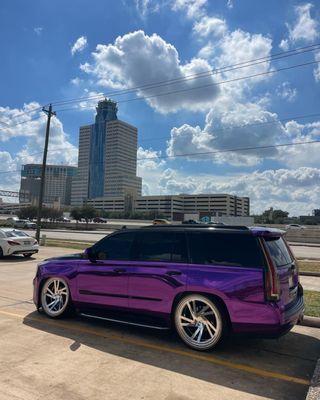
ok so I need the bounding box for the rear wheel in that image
[174,294,224,351]
[41,277,71,318]
[23,254,32,258]
[0,247,3,258]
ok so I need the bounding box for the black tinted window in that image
[135,231,187,263]
[93,232,135,260]
[188,232,264,268]
[264,237,292,267]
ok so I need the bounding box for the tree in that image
[17,206,38,220]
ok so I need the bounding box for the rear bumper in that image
[231,284,304,337]
[7,245,39,256]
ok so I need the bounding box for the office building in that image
[20,164,77,206]
[71,99,142,206]
[86,193,250,220]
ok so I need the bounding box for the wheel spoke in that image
[202,311,214,316]
[47,288,54,296]
[181,315,194,323]
[199,305,209,315]
[197,325,204,343]
[187,302,195,319]
[45,293,54,299]
[191,326,201,340]
[205,320,217,334]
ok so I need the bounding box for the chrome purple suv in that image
[33,225,304,351]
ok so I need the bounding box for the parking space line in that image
[0,309,310,386]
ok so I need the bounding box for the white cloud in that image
[82,30,219,113]
[33,27,43,36]
[276,81,297,102]
[0,102,78,188]
[171,0,207,19]
[134,0,160,17]
[71,36,88,56]
[288,3,319,43]
[70,77,82,86]
[167,101,285,166]
[193,16,227,38]
[226,0,233,9]
[314,51,320,82]
[279,39,289,51]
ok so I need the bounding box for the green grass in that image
[45,240,93,250]
[304,290,320,317]
[297,260,320,273]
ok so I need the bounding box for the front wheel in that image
[23,254,32,258]
[41,277,71,318]
[174,294,224,351]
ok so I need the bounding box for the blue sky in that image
[0,0,320,215]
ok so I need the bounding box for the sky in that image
[0,0,320,215]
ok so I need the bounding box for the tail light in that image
[7,240,20,246]
[259,238,280,301]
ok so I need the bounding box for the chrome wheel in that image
[175,295,223,350]
[41,278,69,317]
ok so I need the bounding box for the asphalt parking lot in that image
[0,248,319,400]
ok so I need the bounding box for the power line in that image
[51,42,320,107]
[55,59,320,113]
[136,139,320,162]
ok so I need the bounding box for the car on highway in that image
[0,228,39,258]
[9,219,37,229]
[285,224,305,230]
[33,225,304,351]
[93,217,108,223]
[152,219,170,225]
[56,217,71,223]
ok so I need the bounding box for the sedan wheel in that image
[41,278,70,318]
[175,295,223,351]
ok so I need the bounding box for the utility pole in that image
[35,104,56,242]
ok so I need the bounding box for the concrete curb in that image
[300,271,320,277]
[289,243,320,248]
[301,316,320,329]
[306,359,320,400]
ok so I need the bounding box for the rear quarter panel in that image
[187,264,280,327]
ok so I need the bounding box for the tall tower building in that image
[71,99,142,206]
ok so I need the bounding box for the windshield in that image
[4,230,29,238]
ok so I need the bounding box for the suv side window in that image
[188,232,264,268]
[134,231,188,263]
[93,232,136,260]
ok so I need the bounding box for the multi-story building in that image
[71,99,142,206]
[86,193,250,220]
[20,164,77,206]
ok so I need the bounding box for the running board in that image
[79,312,170,330]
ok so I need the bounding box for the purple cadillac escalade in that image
[33,225,304,351]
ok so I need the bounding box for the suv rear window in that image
[264,237,292,267]
[188,232,264,268]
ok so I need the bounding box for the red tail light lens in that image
[260,238,280,301]
[7,240,21,246]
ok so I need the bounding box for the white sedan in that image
[0,228,39,258]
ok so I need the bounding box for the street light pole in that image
[35,104,56,242]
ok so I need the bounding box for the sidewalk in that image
[300,275,320,292]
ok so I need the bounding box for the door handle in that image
[166,270,182,276]
[113,268,127,273]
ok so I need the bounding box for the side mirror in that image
[84,247,97,262]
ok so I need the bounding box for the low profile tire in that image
[174,294,224,351]
[41,277,71,318]
[23,254,32,258]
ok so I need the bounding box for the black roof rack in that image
[142,224,249,230]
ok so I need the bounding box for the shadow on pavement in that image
[23,311,319,400]
[0,255,37,262]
